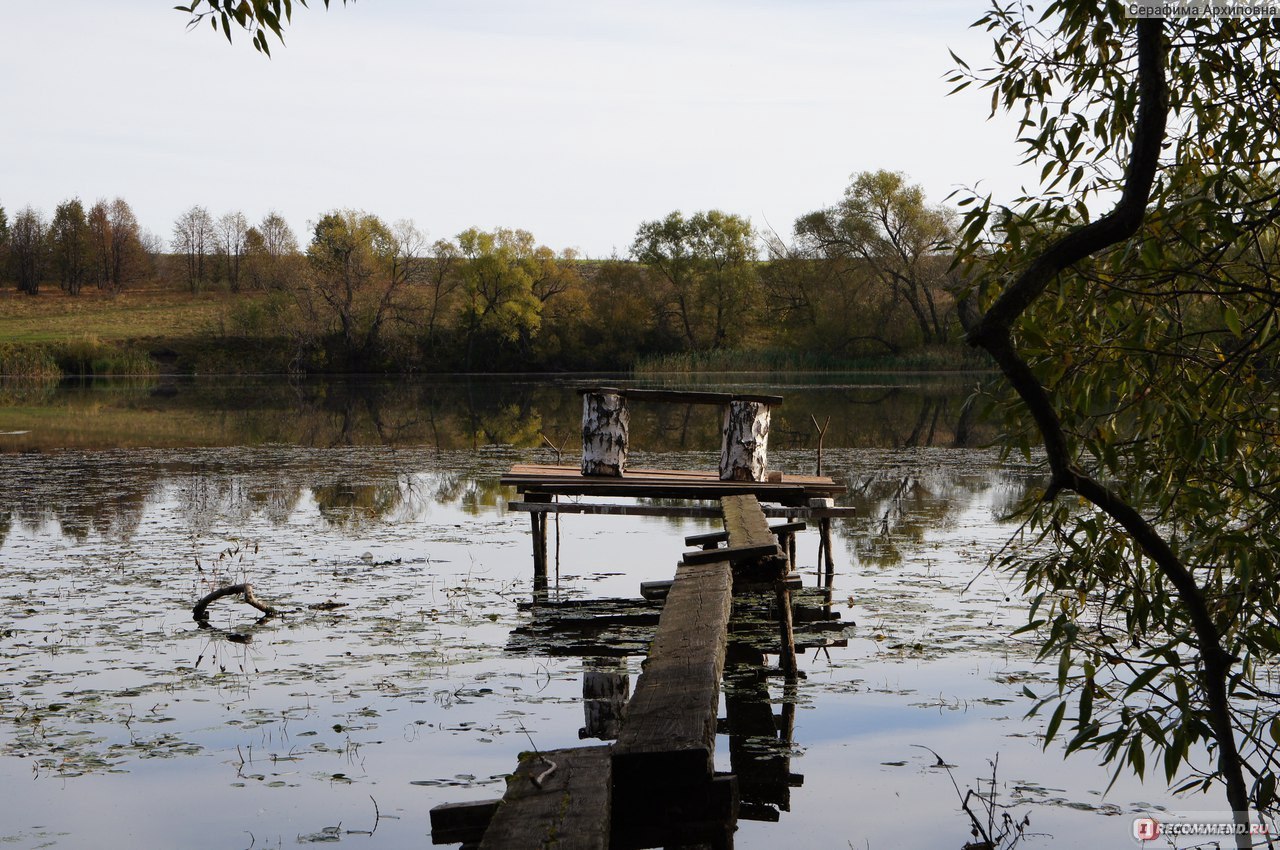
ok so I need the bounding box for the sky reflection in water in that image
[0,377,1210,849]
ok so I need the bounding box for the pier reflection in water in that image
[0,376,1181,850]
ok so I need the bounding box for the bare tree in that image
[245,211,299,290]
[215,210,250,291]
[171,205,214,292]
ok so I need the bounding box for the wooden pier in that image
[431,388,853,848]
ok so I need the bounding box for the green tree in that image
[86,200,112,290]
[952,4,1280,835]
[49,199,91,295]
[761,230,908,356]
[421,238,462,356]
[631,210,759,350]
[454,227,568,368]
[0,206,7,291]
[9,206,47,295]
[105,198,145,293]
[796,170,957,345]
[300,210,419,367]
[0,204,8,278]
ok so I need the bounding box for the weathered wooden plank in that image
[502,467,845,503]
[507,501,859,519]
[429,799,500,846]
[684,520,806,547]
[507,463,834,487]
[721,494,777,549]
[681,541,781,566]
[576,386,784,406]
[478,746,611,850]
[639,579,675,601]
[614,560,733,787]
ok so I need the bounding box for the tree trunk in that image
[720,400,771,482]
[581,392,629,476]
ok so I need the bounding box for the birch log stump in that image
[719,400,771,482]
[581,391,629,477]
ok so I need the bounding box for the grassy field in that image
[0,286,250,344]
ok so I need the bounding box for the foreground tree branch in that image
[961,16,1252,837]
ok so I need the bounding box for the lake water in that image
[0,375,1229,848]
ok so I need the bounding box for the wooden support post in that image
[530,512,548,591]
[820,517,835,577]
[720,400,772,482]
[614,560,733,786]
[777,581,798,679]
[477,746,612,850]
[581,391,629,477]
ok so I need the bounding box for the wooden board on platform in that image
[507,500,858,520]
[614,560,732,787]
[501,463,844,503]
[577,386,784,406]
[478,746,611,850]
[681,541,780,566]
[685,521,806,548]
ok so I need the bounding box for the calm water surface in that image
[0,375,1218,848]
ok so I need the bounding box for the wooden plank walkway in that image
[613,560,733,786]
[435,492,826,848]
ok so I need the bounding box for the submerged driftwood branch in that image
[192,582,280,622]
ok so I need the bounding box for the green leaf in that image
[1125,664,1163,697]
[1044,700,1067,748]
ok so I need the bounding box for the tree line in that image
[0,170,966,372]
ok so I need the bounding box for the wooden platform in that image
[502,463,845,505]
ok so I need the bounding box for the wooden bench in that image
[579,386,782,482]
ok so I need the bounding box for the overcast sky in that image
[0,1,1029,257]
